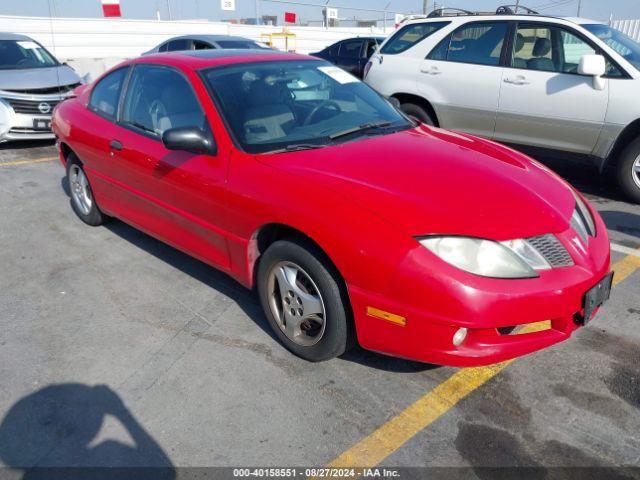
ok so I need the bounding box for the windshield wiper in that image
[267,143,327,154]
[329,121,392,141]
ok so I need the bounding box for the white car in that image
[365,7,640,203]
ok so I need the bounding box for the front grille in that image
[7,98,60,115]
[526,234,574,268]
[3,83,80,95]
[9,127,49,134]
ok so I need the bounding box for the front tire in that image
[400,102,435,126]
[66,154,108,226]
[616,137,640,204]
[257,239,353,362]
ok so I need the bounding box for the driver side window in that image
[121,65,205,138]
[511,24,621,76]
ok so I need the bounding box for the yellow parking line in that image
[0,156,57,167]
[328,250,640,469]
[611,253,640,287]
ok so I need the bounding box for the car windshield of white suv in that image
[583,24,640,71]
[0,39,58,70]
[203,60,411,153]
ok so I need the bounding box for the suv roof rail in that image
[424,5,540,19]
[427,8,478,18]
[495,5,539,15]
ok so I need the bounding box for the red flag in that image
[101,0,121,17]
[284,12,296,23]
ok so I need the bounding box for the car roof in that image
[0,32,34,41]
[134,49,313,70]
[162,34,259,44]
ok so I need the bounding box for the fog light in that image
[452,327,468,346]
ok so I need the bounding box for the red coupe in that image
[52,50,612,366]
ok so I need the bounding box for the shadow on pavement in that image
[0,383,175,480]
[599,210,640,242]
[58,173,444,374]
[0,140,55,151]
[106,219,437,373]
[533,155,627,204]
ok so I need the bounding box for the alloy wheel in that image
[69,164,93,216]
[266,261,326,347]
[633,154,640,190]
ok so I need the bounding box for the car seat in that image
[527,37,555,71]
[243,79,295,143]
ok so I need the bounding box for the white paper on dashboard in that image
[317,66,359,84]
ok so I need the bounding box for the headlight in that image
[419,236,544,279]
[570,190,595,243]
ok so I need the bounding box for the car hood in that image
[258,126,576,240]
[0,65,80,91]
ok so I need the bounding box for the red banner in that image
[284,12,296,23]
[102,3,121,17]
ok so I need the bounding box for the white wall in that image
[611,19,640,42]
[0,15,390,81]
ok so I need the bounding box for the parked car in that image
[311,36,385,78]
[52,49,611,367]
[0,33,81,142]
[365,7,640,203]
[143,35,269,55]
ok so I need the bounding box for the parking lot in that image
[0,140,639,477]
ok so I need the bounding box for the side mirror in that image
[162,126,216,155]
[578,54,606,90]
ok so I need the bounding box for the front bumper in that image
[349,215,611,367]
[0,91,67,142]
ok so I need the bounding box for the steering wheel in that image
[303,100,342,126]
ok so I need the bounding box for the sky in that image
[0,0,638,24]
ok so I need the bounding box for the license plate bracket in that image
[32,118,51,131]
[582,272,613,324]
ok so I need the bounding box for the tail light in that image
[363,61,373,79]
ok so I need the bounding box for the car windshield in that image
[583,24,640,71]
[0,39,58,70]
[202,60,411,153]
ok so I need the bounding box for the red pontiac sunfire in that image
[52,50,612,367]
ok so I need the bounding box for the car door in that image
[74,66,130,205]
[335,39,365,76]
[109,64,231,270]
[360,39,379,77]
[418,21,510,139]
[494,22,609,154]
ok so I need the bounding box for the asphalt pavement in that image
[0,140,638,478]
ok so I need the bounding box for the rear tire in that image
[66,154,109,226]
[400,102,435,126]
[257,239,354,362]
[616,137,640,204]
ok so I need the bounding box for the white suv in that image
[365,7,640,203]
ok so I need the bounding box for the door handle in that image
[503,75,530,85]
[420,66,441,75]
[109,140,123,151]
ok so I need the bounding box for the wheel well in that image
[250,223,355,342]
[607,119,640,167]
[391,93,439,127]
[250,223,347,294]
[59,142,74,165]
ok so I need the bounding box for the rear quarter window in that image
[380,22,450,54]
[88,67,128,120]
